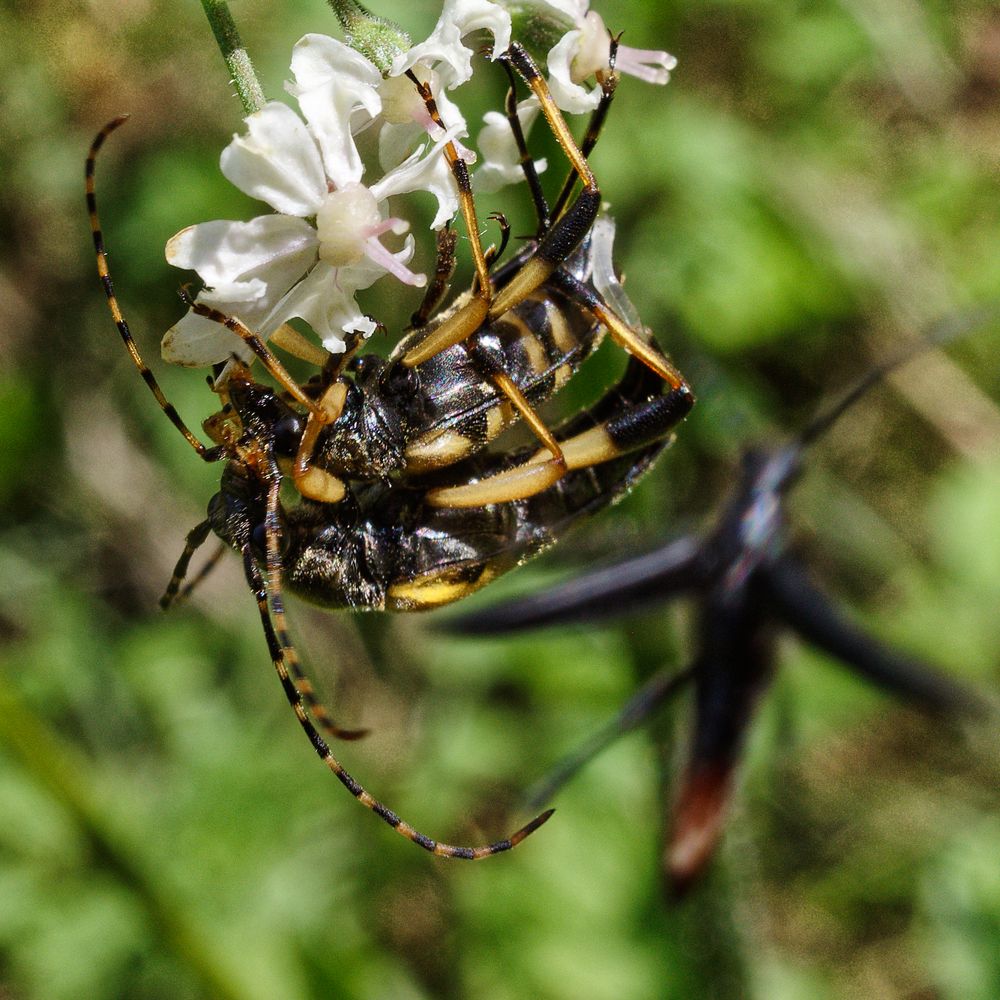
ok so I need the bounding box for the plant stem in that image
[327,0,374,34]
[200,0,266,116]
[326,0,411,74]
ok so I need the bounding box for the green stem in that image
[200,0,266,116]
[326,0,411,74]
[327,0,376,34]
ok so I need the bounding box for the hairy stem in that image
[326,0,411,74]
[200,0,266,115]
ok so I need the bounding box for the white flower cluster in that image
[163,0,676,367]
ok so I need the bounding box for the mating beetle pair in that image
[88,42,693,856]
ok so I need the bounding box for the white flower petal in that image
[590,215,641,329]
[370,136,462,229]
[342,233,418,295]
[528,0,588,20]
[615,44,677,86]
[546,29,602,113]
[288,34,383,189]
[265,262,378,353]
[161,284,273,367]
[220,103,327,216]
[375,81,476,180]
[392,0,512,89]
[378,121,423,173]
[474,97,546,194]
[288,33,382,94]
[165,216,318,291]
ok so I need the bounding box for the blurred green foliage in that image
[1,1,999,998]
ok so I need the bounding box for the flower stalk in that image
[326,0,411,75]
[200,0,267,115]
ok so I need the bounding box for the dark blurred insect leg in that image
[525,664,696,809]
[764,557,985,717]
[443,535,703,635]
[668,593,776,894]
[174,544,227,605]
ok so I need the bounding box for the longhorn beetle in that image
[87,42,692,857]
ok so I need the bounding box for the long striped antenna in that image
[159,516,366,741]
[799,303,1000,451]
[86,117,218,461]
[249,463,553,856]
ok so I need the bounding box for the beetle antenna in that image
[248,469,553,854]
[799,303,1000,450]
[86,118,220,462]
[524,664,695,809]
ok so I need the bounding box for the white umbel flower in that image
[163,94,466,365]
[474,97,547,194]
[161,2,669,368]
[391,0,512,89]
[500,0,677,113]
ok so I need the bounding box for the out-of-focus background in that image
[2,1,999,997]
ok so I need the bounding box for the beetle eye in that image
[272,414,303,457]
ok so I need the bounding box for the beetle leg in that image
[549,270,688,390]
[291,380,350,504]
[489,370,567,466]
[483,43,603,322]
[401,46,605,368]
[426,379,693,508]
[410,226,459,330]
[549,38,620,223]
[245,555,368,743]
[183,299,332,421]
[410,71,492,299]
[398,71,494,366]
[249,465,554,850]
[159,519,213,610]
[260,458,368,743]
[289,334,372,504]
[270,323,332,367]
[482,212,512,275]
[498,59,549,233]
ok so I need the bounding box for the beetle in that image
[179,44,691,513]
[200,356,690,614]
[147,351,688,858]
[86,41,693,857]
